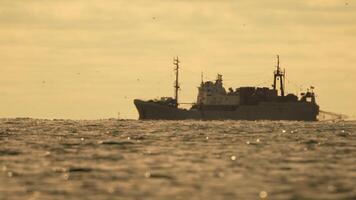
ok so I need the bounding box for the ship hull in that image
[134,99,319,121]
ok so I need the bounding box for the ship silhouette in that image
[134,56,319,121]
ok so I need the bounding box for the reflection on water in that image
[0,118,355,200]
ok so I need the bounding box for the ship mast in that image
[273,55,285,96]
[173,57,180,107]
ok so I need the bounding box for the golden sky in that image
[0,0,355,119]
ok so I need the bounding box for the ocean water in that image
[0,118,355,200]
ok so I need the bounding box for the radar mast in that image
[173,57,180,107]
[273,55,285,96]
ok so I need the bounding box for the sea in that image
[0,118,355,200]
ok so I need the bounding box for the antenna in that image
[277,55,280,70]
[201,72,204,84]
[173,56,180,107]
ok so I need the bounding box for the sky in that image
[0,0,355,119]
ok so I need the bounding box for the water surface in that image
[0,119,355,200]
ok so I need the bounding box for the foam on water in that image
[0,118,356,200]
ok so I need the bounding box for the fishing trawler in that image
[134,56,319,121]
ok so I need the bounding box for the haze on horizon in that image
[0,0,355,119]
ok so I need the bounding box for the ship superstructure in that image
[134,56,319,121]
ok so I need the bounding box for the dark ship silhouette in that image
[134,56,319,121]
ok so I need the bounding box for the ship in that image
[134,56,319,121]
